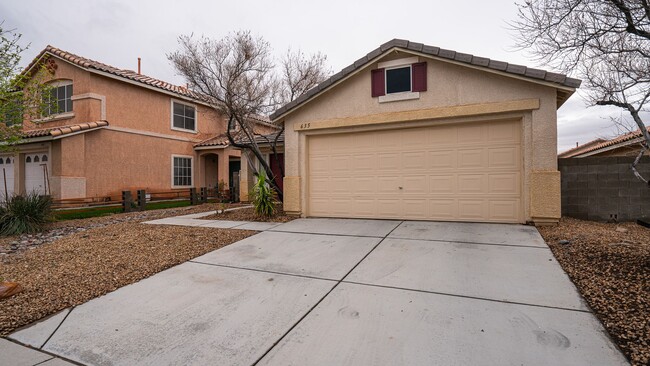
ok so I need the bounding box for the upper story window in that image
[371,57,427,102]
[171,100,196,132]
[44,82,73,116]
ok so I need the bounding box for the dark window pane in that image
[0,158,4,164]
[42,155,48,162]
[5,158,10,164]
[58,100,66,112]
[34,156,40,162]
[386,67,411,94]
[66,98,72,112]
[66,84,73,98]
[184,106,194,118]
[173,115,184,129]
[26,156,31,163]
[173,102,184,116]
[185,118,195,131]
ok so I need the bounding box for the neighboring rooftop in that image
[270,38,582,121]
[559,127,650,158]
[21,121,109,140]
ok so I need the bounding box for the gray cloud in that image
[2,0,646,152]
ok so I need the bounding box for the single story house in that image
[1,46,276,200]
[559,127,650,158]
[255,39,580,224]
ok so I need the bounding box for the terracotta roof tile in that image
[24,46,208,104]
[270,38,582,120]
[23,121,108,139]
[559,127,650,157]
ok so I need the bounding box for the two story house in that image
[0,46,275,200]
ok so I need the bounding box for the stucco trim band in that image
[293,99,540,132]
[104,126,200,143]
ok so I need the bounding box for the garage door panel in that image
[402,199,427,218]
[488,147,520,168]
[377,199,401,217]
[458,200,488,220]
[428,151,456,169]
[457,148,486,169]
[457,174,487,194]
[488,173,520,195]
[308,120,522,223]
[457,124,485,143]
[403,175,427,194]
[352,154,376,171]
[488,120,520,142]
[429,199,458,219]
[489,200,521,222]
[429,175,456,194]
[378,153,400,170]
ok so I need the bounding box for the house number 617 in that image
[300,123,311,129]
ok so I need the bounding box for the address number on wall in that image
[299,122,311,129]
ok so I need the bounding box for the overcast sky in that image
[1,0,635,152]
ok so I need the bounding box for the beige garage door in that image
[308,119,523,223]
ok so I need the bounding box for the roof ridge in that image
[270,38,582,120]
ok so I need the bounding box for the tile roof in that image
[194,133,232,148]
[559,127,650,158]
[24,46,207,103]
[194,130,284,148]
[22,121,108,139]
[270,38,582,121]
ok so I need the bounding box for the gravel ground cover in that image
[537,218,649,366]
[202,205,295,223]
[0,202,241,257]
[0,221,256,336]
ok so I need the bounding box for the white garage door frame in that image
[303,117,526,223]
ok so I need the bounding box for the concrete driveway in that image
[10,219,628,366]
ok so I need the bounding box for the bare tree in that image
[279,49,330,104]
[513,0,650,184]
[168,31,330,197]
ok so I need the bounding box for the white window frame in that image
[170,99,198,133]
[171,154,194,188]
[377,56,420,103]
[43,80,74,117]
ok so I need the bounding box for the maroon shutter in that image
[371,68,385,97]
[411,62,427,92]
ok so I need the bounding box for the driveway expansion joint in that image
[188,260,338,282]
[251,220,405,366]
[340,280,592,314]
[387,236,552,249]
[41,306,75,350]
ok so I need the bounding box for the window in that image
[386,66,412,94]
[171,101,196,131]
[34,155,40,163]
[172,156,192,187]
[42,155,48,162]
[44,83,73,116]
[26,156,31,163]
[371,61,427,99]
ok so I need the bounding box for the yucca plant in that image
[252,169,277,217]
[0,193,53,236]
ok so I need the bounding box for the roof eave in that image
[270,44,580,122]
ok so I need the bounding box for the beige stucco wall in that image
[279,51,567,223]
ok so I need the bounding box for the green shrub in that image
[252,169,276,217]
[0,193,53,236]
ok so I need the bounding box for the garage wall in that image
[279,51,562,222]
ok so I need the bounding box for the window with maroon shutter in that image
[371,68,385,97]
[411,62,427,92]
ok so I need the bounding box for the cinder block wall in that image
[559,157,650,221]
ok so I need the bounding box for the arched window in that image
[0,158,4,164]
[5,158,10,164]
[26,156,31,163]
[34,155,40,162]
[42,155,48,162]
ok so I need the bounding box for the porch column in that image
[15,153,25,195]
[217,153,230,190]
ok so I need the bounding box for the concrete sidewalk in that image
[7,218,629,366]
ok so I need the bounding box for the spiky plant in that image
[0,193,52,236]
[251,169,277,218]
